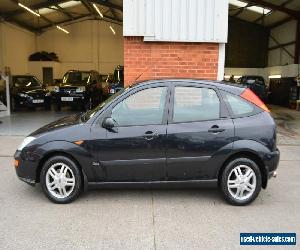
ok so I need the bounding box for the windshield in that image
[13,76,42,88]
[63,72,90,85]
[81,88,125,122]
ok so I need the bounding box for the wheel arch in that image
[36,151,88,191]
[217,150,268,189]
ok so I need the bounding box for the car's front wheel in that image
[220,157,262,206]
[40,156,82,204]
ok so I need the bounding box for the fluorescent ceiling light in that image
[269,75,281,79]
[109,25,116,35]
[18,3,40,17]
[56,25,70,34]
[229,0,271,15]
[93,3,104,18]
[234,75,242,79]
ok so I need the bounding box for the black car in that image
[53,70,103,111]
[237,75,267,101]
[11,75,51,111]
[14,79,279,205]
[108,65,124,96]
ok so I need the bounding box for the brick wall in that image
[124,37,219,86]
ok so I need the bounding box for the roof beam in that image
[269,40,295,50]
[269,16,293,29]
[248,0,299,18]
[270,34,294,59]
[254,0,295,24]
[4,0,66,18]
[54,5,74,19]
[90,0,122,12]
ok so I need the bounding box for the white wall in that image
[37,20,124,79]
[268,20,297,67]
[0,22,36,74]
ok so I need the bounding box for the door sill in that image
[87,179,218,189]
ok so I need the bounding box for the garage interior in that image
[0,1,300,249]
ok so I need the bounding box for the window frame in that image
[99,83,171,128]
[168,82,229,124]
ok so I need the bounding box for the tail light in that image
[240,88,270,112]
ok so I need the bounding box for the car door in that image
[90,84,170,182]
[166,83,234,181]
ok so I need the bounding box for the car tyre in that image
[220,157,262,206]
[40,155,82,204]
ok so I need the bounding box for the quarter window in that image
[222,92,254,117]
[111,87,167,126]
[173,87,220,122]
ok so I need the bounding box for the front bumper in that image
[14,150,39,186]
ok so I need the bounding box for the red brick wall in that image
[124,37,219,86]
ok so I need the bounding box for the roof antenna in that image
[134,67,149,83]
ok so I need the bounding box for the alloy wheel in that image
[227,165,257,201]
[46,162,76,199]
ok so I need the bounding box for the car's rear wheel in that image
[40,156,82,204]
[220,157,262,206]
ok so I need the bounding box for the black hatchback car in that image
[11,75,51,111]
[14,79,279,205]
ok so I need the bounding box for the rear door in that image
[166,82,235,181]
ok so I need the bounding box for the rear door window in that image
[173,87,220,123]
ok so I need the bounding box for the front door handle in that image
[143,131,159,141]
[208,125,225,134]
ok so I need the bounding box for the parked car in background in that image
[14,79,279,205]
[108,65,124,96]
[237,75,267,101]
[10,75,51,111]
[99,74,110,99]
[53,70,103,111]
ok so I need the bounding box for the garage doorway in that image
[43,67,53,85]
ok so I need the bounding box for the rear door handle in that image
[208,126,225,134]
[143,131,159,141]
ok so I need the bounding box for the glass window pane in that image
[112,87,167,126]
[173,87,220,122]
[224,92,254,116]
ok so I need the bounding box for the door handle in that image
[208,125,225,134]
[143,131,159,141]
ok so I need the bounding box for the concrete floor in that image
[0,106,299,249]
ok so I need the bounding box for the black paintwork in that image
[11,75,51,110]
[14,79,280,190]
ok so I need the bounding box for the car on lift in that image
[14,79,279,206]
[108,65,124,96]
[10,75,51,111]
[52,70,103,111]
[237,75,267,101]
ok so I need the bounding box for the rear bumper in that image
[264,149,280,174]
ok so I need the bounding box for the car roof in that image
[131,79,246,95]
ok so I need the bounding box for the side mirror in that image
[102,117,115,130]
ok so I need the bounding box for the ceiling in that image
[0,0,299,34]
[229,0,300,28]
[0,0,123,33]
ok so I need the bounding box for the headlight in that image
[17,136,36,151]
[18,93,28,98]
[76,86,86,93]
[54,86,60,93]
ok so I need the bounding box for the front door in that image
[166,84,234,181]
[91,85,170,182]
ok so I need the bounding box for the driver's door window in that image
[111,87,167,126]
